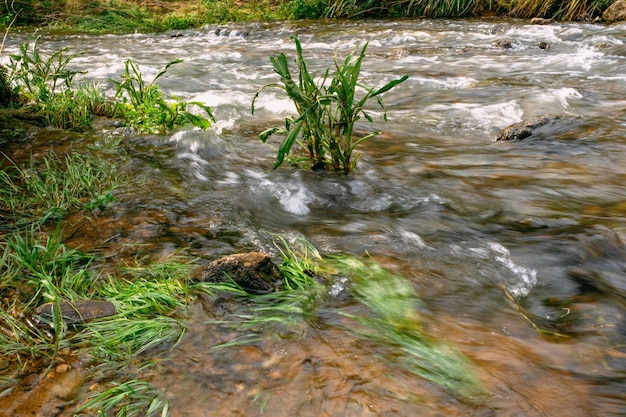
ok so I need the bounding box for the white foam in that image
[488,242,537,298]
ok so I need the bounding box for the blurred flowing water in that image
[3,18,626,416]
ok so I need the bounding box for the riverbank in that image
[1,0,622,33]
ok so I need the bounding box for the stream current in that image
[2,18,626,416]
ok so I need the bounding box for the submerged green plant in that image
[205,237,485,401]
[76,378,169,417]
[327,256,487,401]
[252,35,407,173]
[112,58,215,134]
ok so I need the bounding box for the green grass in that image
[0,150,119,229]
[327,256,488,401]
[112,58,214,134]
[253,35,407,173]
[3,36,213,132]
[0,224,197,414]
[0,0,618,32]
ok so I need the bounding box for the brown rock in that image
[493,38,513,49]
[530,17,554,25]
[191,252,282,294]
[603,0,626,22]
[495,115,578,141]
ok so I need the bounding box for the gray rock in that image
[530,17,554,25]
[34,300,117,327]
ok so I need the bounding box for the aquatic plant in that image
[76,378,169,417]
[7,35,83,104]
[4,35,117,130]
[112,58,215,134]
[253,35,407,173]
[327,256,488,400]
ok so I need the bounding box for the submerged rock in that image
[495,115,578,141]
[191,252,282,294]
[493,38,513,49]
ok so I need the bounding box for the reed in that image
[253,35,407,173]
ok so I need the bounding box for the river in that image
[2,18,626,416]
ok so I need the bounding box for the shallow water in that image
[2,18,626,416]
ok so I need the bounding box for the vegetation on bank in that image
[0,0,620,33]
[0,35,213,133]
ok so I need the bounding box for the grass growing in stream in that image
[3,36,214,133]
[0,145,485,414]
[253,35,407,173]
[209,238,487,401]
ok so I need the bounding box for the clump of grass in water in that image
[252,35,407,173]
[203,238,328,346]
[0,221,198,415]
[112,58,215,134]
[328,256,488,401]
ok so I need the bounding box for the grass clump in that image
[3,35,214,133]
[328,256,488,401]
[0,151,119,229]
[253,35,407,173]
[112,58,214,134]
[0,222,197,415]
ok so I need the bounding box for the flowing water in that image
[2,18,626,416]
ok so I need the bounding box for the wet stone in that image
[34,300,117,327]
[190,252,283,294]
[495,114,579,141]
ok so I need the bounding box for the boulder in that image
[191,252,282,294]
[495,115,578,141]
[603,0,626,22]
[536,41,550,50]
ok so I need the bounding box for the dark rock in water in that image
[215,27,231,37]
[34,300,117,327]
[493,39,513,49]
[603,0,626,22]
[495,115,578,142]
[530,17,554,25]
[191,252,282,294]
[536,41,550,50]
